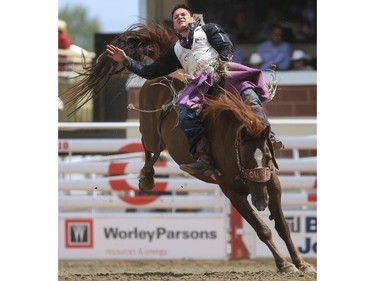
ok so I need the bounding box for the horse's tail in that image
[61,22,177,114]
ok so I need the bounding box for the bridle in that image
[234,131,274,184]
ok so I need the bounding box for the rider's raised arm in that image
[203,23,234,62]
[123,46,182,80]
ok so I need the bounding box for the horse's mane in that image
[62,22,177,113]
[203,88,265,138]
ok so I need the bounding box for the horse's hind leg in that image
[267,175,317,273]
[227,191,298,273]
[138,140,161,193]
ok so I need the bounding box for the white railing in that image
[58,120,316,213]
[58,119,316,130]
[58,158,316,174]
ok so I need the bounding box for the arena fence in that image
[58,121,316,260]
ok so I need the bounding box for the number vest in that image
[174,26,220,75]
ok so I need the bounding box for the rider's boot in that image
[241,89,284,150]
[269,134,284,150]
[252,107,284,150]
[179,137,215,177]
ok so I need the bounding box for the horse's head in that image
[202,88,279,211]
[235,124,278,211]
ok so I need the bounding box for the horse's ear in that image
[262,125,271,139]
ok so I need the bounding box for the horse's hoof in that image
[298,263,317,273]
[138,177,155,193]
[278,262,299,274]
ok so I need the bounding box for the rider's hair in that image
[171,3,193,18]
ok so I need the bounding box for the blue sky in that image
[58,0,142,33]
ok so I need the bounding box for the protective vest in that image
[174,26,219,75]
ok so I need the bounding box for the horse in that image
[62,22,316,274]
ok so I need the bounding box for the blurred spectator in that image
[248,52,263,69]
[294,16,315,42]
[256,24,293,71]
[58,19,72,71]
[233,46,242,64]
[227,32,243,63]
[291,49,314,71]
[229,10,251,43]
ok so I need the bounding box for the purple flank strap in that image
[177,72,214,113]
[225,62,270,102]
[177,63,270,113]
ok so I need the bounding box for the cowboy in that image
[106,3,283,178]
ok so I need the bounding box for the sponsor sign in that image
[59,214,227,260]
[241,210,317,258]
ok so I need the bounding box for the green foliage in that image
[58,3,101,52]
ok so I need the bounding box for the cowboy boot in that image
[179,137,215,177]
[252,107,284,150]
[269,134,284,150]
[241,89,284,150]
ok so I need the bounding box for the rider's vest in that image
[174,26,220,75]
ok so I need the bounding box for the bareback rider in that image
[106,3,283,178]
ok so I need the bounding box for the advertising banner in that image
[241,210,317,258]
[59,214,228,260]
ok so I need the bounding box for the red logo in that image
[109,178,168,205]
[109,161,169,205]
[65,219,93,248]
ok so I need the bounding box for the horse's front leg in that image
[267,174,317,273]
[227,190,298,273]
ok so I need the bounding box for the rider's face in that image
[172,8,195,33]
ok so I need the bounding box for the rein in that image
[234,133,272,183]
[127,102,172,113]
[126,76,179,113]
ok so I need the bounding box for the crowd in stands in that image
[189,0,316,43]
[247,23,316,71]
[188,0,317,71]
[226,22,316,71]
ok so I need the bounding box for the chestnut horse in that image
[63,22,316,274]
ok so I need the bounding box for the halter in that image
[234,134,272,183]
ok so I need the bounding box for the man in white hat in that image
[291,49,314,71]
[249,52,263,69]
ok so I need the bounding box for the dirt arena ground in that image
[59,258,317,281]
